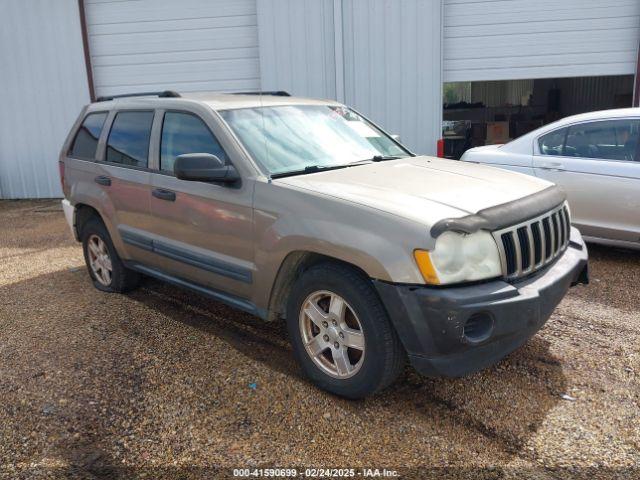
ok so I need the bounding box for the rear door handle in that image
[94,175,111,186]
[152,188,176,201]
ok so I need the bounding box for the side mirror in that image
[391,134,402,142]
[174,153,240,183]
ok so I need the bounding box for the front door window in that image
[160,112,228,174]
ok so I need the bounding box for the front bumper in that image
[374,227,589,377]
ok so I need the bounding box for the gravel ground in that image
[0,200,638,479]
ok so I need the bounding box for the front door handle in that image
[539,161,565,171]
[94,175,111,186]
[152,188,176,201]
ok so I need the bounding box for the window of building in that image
[106,111,154,167]
[69,112,107,160]
[160,112,227,173]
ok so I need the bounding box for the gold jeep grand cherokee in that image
[60,91,589,398]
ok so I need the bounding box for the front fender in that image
[250,181,429,311]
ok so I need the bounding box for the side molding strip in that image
[119,227,252,284]
[126,262,266,319]
[153,241,252,283]
[120,229,153,251]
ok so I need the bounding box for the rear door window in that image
[564,120,640,161]
[69,112,107,160]
[106,111,154,167]
[160,112,228,173]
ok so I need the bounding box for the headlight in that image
[414,230,502,285]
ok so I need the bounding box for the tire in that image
[286,262,405,399]
[81,217,140,293]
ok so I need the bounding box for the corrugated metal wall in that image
[2,1,639,198]
[257,0,337,100]
[342,0,443,155]
[257,0,443,156]
[84,0,261,97]
[444,0,640,82]
[0,0,90,199]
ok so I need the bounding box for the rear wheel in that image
[81,218,140,293]
[286,263,405,398]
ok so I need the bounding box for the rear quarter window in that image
[69,112,107,160]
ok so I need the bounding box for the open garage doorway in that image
[442,75,635,159]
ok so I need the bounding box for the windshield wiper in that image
[348,155,404,165]
[270,155,406,179]
[270,164,351,179]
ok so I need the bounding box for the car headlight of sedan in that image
[414,230,502,285]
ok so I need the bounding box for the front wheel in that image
[286,263,405,399]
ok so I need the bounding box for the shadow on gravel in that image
[571,243,640,312]
[130,277,300,380]
[131,277,568,458]
[0,270,147,480]
[1,270,567,479]
[586,242,640,262]
[383,335,567,455]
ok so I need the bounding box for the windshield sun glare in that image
[220,105,409,176]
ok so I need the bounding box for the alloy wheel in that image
[299,290,365,379]
[87,234,112,286]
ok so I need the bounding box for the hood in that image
[274,156,552,225]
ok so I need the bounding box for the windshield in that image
[219,105,410,175]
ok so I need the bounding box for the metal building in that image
[1,0,639,198]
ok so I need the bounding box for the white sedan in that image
[461,108,640,250]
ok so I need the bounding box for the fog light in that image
[463,312,494,344]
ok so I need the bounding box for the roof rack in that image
[232,91,291,97]
[95,90,181,102]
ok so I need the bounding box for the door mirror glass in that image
[174,153,240,183]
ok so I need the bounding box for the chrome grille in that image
[492,203,571,280]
